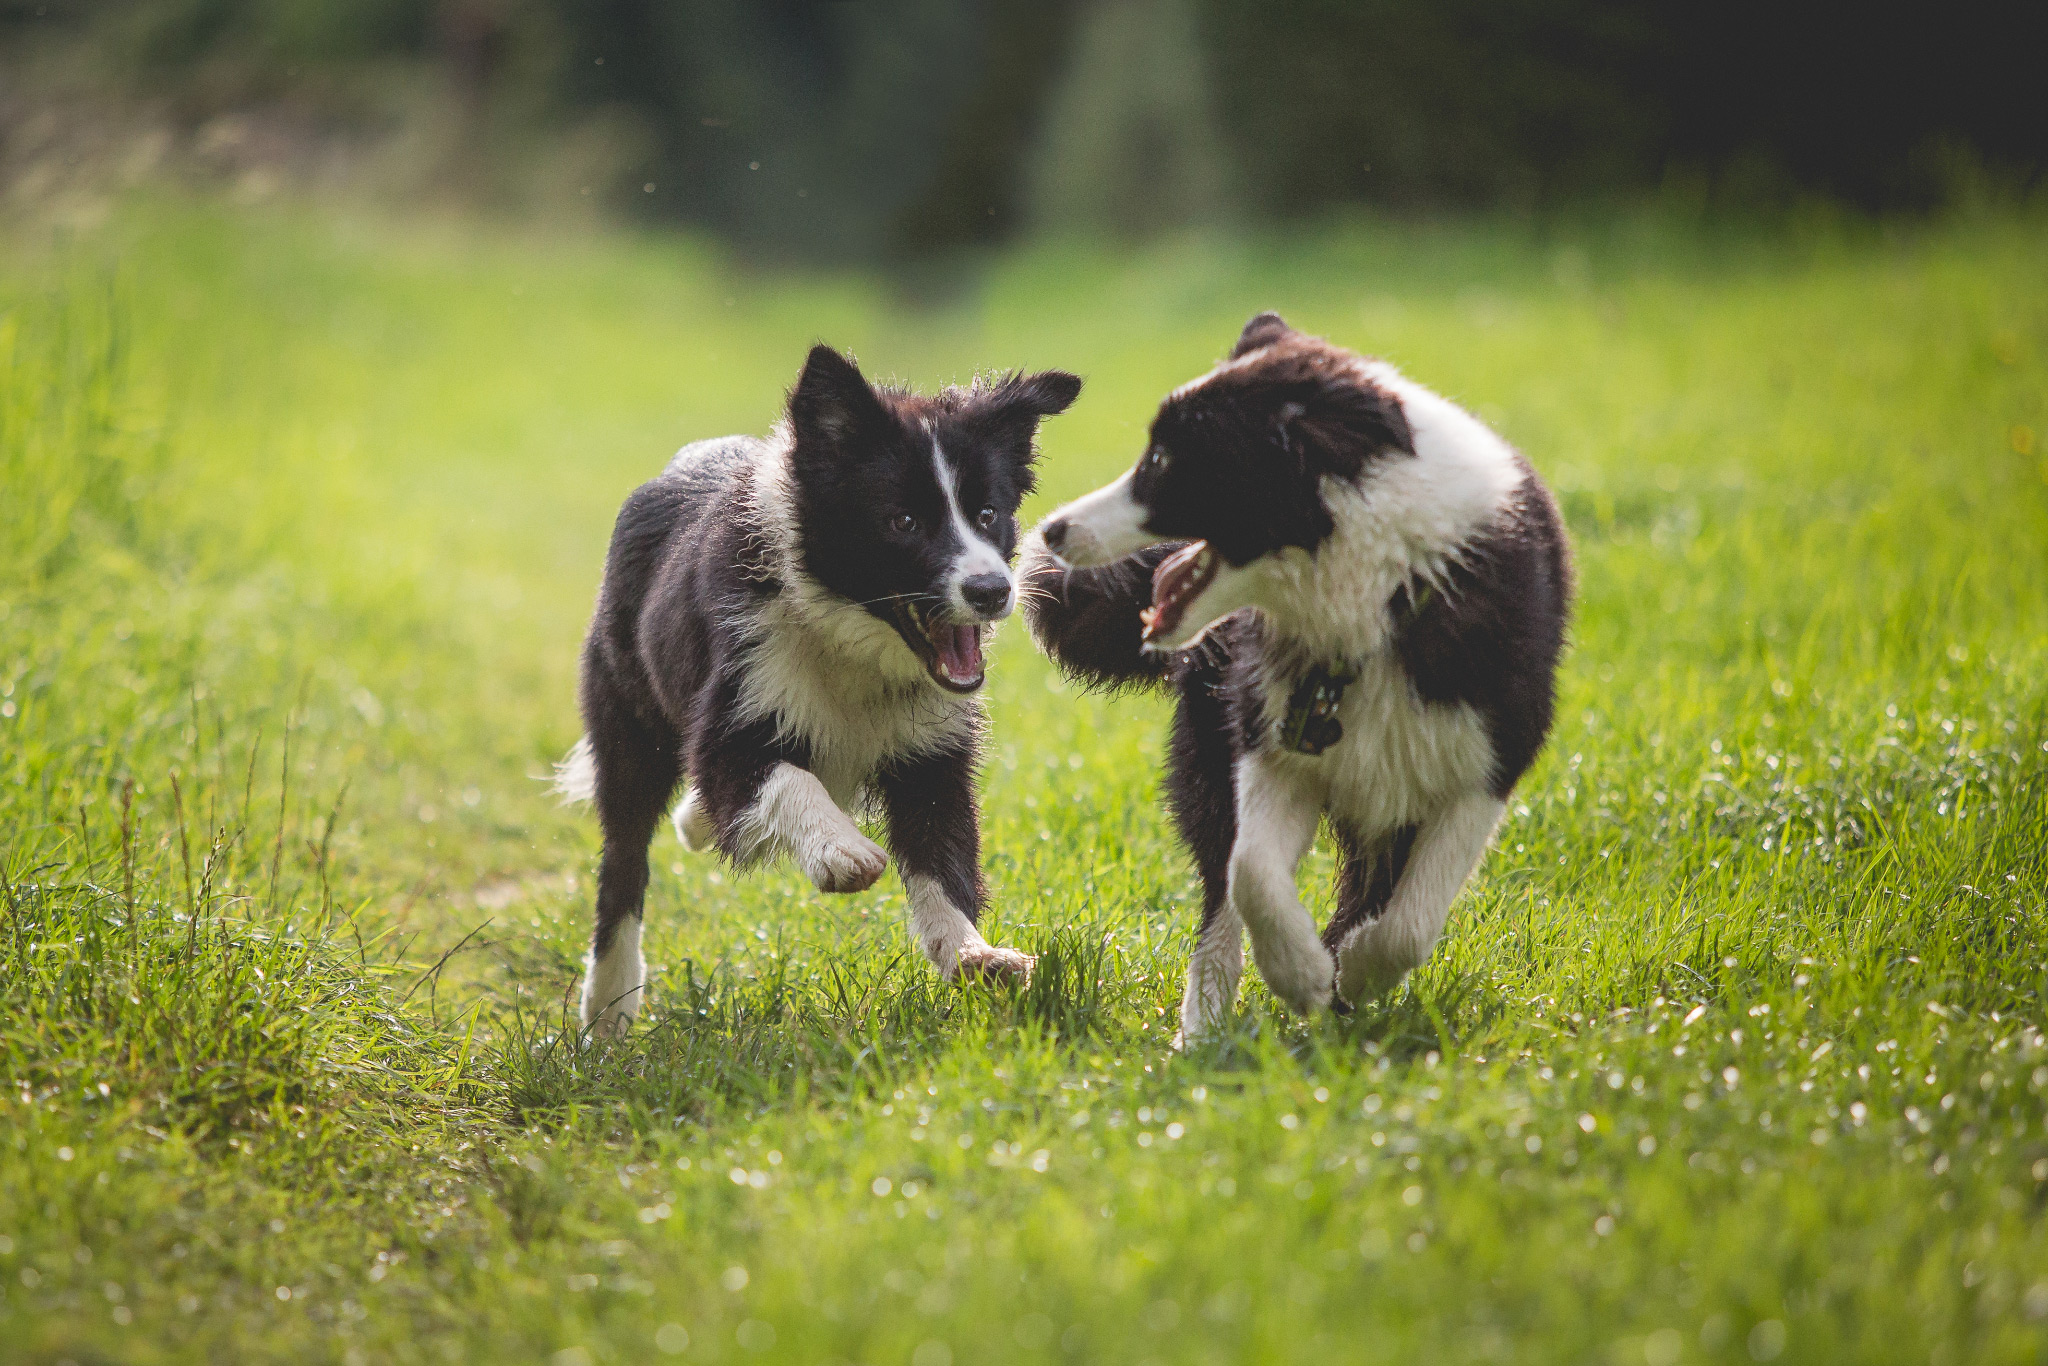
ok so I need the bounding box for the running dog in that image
[1022,313,1568,1042]
[559,344,1080,1035]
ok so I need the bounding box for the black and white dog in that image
[1022,313,1568,1042]
[558,344,1081,1035]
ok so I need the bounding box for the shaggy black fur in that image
[574,346,1079,967]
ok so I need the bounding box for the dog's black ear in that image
[1231,311,1294,359]
[790,344,889,454]
[966,369,1082,493]
[1006,369,1083,417]
[1281,376,1413,478]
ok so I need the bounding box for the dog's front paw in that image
[1336,930,1421,1006]
[803,829,888,893]
[953,940,1035,983]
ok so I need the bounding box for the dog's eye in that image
[975,507,998,531]
[892,512,918,534]
[1144,445,1168,471]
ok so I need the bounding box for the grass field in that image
[3,196,2047,1365]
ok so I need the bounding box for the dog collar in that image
[1277,581,1436,756]
[1280,662,1356,755]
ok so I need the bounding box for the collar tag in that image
[1280,662,1357,755]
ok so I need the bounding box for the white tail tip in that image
[552,735,596,805]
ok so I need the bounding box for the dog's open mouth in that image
[1140,540,1218,645]
[891,599,987,693]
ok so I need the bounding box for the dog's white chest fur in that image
[1257,651,1493,837]
[737,589,979,805]
[1234,364,1523,837]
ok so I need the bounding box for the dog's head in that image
[785,344,1082,692]
[1038,312,1412,651]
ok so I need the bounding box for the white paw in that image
[802,828,889,894]
[580,922,645,1040]
[1250,931,1336,1017]
[952,940,1035,983]
[581,1001,637,1039]
[1172,1015,1221,1052]
[1336,924,1423,1005]
[1176,944,1242,1047]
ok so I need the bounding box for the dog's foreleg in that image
[879,743,1032,982]
[903,875,1032,980]
[1225,757,1333,1016]
[729,762,888,893]
[1335,793,1503,1004]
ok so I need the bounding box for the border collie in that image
[1021,313,1568,1042]
[558,344,1081,1036]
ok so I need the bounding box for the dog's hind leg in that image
[1179,897,1244,1048]
[877,743,1031,981]
[580,686,683,1038]
[1333,794,1502,1005]
[1166,661,1245,1045]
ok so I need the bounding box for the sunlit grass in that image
[1,195,2045,1363]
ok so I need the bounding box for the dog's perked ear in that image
[789,344,891,455]
[976,369,1082,430]
[1004,369,1084,418]
[1230,311,1295,359]
[962,369,1082,487]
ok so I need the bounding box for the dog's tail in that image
[1018,528,1179,692]
[553,735,597,805]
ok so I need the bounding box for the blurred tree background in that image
[1,0,2041,260]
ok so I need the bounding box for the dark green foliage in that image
[553,0,1079,260]
[11,1,2041,261]
[1197,0,1670,213]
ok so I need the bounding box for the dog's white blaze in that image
[932,437,1011,617]
[1335,793,1503,1002]
[1042,469,1151,567]
[1176,902,1245,1046]
[580,916,645,1037]
[730,762,888,888]
[1221,756,1334,1015]
[743,438,981,782]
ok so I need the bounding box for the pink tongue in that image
[934,624,983,682]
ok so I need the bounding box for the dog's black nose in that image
[961,573,1013,618]
[1041,518,1068,553]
